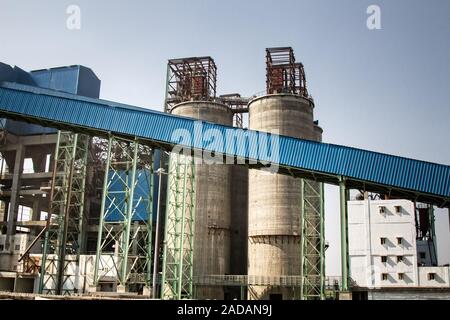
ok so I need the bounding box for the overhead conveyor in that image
[0,81,449,208]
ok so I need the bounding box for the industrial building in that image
[348,197,450,299]
[0,47,449,300]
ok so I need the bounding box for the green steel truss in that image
[93,135,154,290]
[161,153,196,300]
[300,179,325,300]
[39,131,89,295]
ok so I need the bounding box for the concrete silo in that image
[247,47,321,300]
[163,56,233,299]
[247,94,315,299]
[170,101,233,299]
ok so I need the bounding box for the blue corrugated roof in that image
[0,82,449,206]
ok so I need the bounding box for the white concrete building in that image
[348,199,450,299]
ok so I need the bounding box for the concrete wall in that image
[39,254,118,293]
[348,199,419,288]
[0,277,14,291]
[418,266,450,287]
[367,289,450,300]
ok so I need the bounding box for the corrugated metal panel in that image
[0,82,449,203]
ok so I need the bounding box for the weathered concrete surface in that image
[171,101,233,299]
[248,94,315,300]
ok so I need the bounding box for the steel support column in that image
[39,130,89,295]
[428,204,438,265]
[339,178,350,291]
[300,179,325,300]
[161,153,196,300]
[93,135,154,291]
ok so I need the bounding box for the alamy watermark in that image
[170,121,280,173]
[367,4,381,30]
[66,5,81,30]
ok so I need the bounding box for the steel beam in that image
[339,178,350,291]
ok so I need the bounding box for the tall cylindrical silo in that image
[247,94,315,300]
[170,101,233,299]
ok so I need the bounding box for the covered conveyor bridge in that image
[0,82,449,208]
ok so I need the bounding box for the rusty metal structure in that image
[164,57,217,113]
[266,47,308,97]
[218,94,250,128]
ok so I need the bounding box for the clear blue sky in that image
[1,0,449,275]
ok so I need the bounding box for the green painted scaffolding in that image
[301,179,325,300]
[93,135,154,290]
[161,153,196,299]
[39,131,89,295]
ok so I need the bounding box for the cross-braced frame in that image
[39,130,89,295]
[301,179,325,300]
[161,153,196,299]
[93,135,154,290]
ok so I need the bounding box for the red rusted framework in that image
[164,57,217,112]
[219,93,250,128]
[266,47,308,97]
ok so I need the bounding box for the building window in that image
[381,273,388,281]
[380,237,387,245]
[428,273,436,281]
[15,244,20,251]
[395,205,401,213]
[379,206,386,214]
[398,273,405,280]
[419,252,426,259]
[397,256,404,263]
[381,256,387,263]
[397,237,403,245]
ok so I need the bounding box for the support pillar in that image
[39,131,89,295]
[161,153,196,300]
[6,143,24,249]
[300,179,325,300]
[339,178,349,292]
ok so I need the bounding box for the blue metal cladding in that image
[0,82,449,202]
[104,169,154,222]
[0,64,100,136]
[30,65,100,99]
[104,150,160,222]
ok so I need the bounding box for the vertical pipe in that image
[146,150,154,287]
[319,182,325,300]
[152,163,163,298]
[77,135,89,260]
[177,158,189,299]
[120,139,139,285]
[339,178,349,291]
[188,156,196,298]
[299,178,305,300]
[93,136,112,286]
[160,155,172,299]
